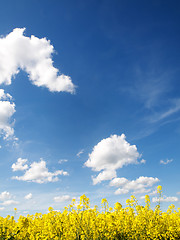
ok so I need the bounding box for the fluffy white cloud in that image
[109,176,159,195]
[0,28,75,93]
[12,158,69,183]
[160,159,173,165]
[85,134,143,184]
[12,158,28,171]
[0,207,4,211]
[0,89,15,139]
[92,170,116,185]
[0,191,11,201]
[54,195,71,203]
[152,196,178,203]
[24,193,32,200]
[109,177,129,187]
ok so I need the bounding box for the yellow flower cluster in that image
[0,188,179,239]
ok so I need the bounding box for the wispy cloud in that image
[124,67,180,124]
[77,149,84,157]
[58,159,68,164]
[54,195,71,203]
[149,99,180,123]
[160,159,173,165]
[1,200,19,206]
[125,69,171,109]
[152,196,178,203]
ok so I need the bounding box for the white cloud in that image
[24,193,32,200]
[54,195,71,203]
[140,159,146,164]
[0,89,16,139]
[109,177,129,188]
[1,200,19,206]
[160,159,173,165]
[148,190,157,196]
[0,28,75,93]
[12,158,28,171]
[140,189,159,200]
[115,188,129,195]
[140,195,146,200]
[0,89,12,100]
[12,158,69,183]
[0,191,11,201]
[77,149,84,157]
[0,207,4,211]
[92,170,116,185]
[109,176,159,195]
[85,134,143,184]
[152,196,178,203]
[0,191,19,207]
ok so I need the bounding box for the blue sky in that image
[0,0,179,216]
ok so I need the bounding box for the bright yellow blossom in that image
[0,189,179,239]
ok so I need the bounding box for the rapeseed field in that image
[0,186,179,239]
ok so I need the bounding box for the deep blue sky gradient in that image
[0,0,179,216]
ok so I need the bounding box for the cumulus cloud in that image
[0,28,75,93]
[85,134,143,184]
[12,158,28,171]
[0,89,16,139]
[54,195,71,203]
[12,158,69,183]
[92,170,117,185]
[152,196,178,203]
[160,159,173,165]
[24,193,32,200]
[109,176,159,195]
